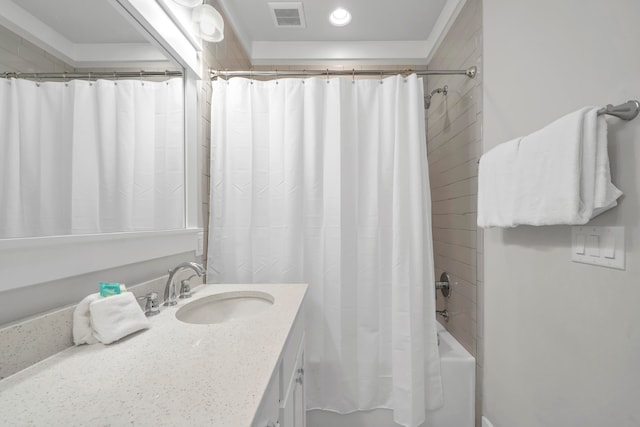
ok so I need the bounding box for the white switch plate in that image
[571,226,624,270]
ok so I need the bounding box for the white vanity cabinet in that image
[253,310,305,427]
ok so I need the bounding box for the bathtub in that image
[307,321,475,427]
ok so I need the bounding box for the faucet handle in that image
[138,292,160,316]
[179,275,196,299]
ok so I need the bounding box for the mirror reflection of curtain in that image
[0,78,184,238]
[208,75,443,427]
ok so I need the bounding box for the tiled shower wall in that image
[426,0,483,425]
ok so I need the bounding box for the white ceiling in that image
[217,0,467,65]
[0,0,466,69]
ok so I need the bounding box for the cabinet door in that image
[280,378,294,427]
[280,338,305,427]
[292,350,305,427]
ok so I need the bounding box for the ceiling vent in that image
[268,2,306,28]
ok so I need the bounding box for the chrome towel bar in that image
[597,100,639,121]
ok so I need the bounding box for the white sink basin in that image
[175,291,274,325]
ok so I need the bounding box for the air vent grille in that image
[268,2,306,28]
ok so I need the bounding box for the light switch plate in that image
[571,226,624,270]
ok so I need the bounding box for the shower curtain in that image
[0,78,184,239]
[208,74,442,427]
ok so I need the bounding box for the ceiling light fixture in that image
[329,7,352,26]
[192,4,225,42]
[172,0,201,7]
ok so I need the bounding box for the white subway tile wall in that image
[426,0,483,426]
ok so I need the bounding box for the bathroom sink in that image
[175,291,274,325]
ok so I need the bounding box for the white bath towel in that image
[90,292,150,345]
[477,138,521,228]
[72,293,101,345]
[478,107,622,228]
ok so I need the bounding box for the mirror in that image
[0,0,186,239]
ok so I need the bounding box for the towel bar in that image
[597,100,640,121]
[474,101,640,166]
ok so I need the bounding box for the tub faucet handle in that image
[435,272,451,298]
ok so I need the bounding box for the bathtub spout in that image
[436,309,449,322]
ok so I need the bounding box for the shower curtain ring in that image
[352,69,355,84]
[140,71,145,86]
[326,69,329,83]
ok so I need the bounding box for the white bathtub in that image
[307,321,475,427]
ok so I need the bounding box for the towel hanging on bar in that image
[477,106,623,228]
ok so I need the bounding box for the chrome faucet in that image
[163,262,205,306]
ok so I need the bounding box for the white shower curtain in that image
[208,75,442,427]
[0,78,184,239]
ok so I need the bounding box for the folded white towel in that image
[89,292,150,345]
[72,293,101,345]
[478,107,622,228]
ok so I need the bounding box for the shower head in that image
[424,84,449,109]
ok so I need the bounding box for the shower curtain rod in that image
[210,66,477,80]
[2,71,183,80]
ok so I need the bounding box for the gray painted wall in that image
[482,1,640,426]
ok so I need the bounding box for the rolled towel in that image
[90,292,150,345]
[72,293,101,345]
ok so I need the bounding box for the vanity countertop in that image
[0,283,307,427]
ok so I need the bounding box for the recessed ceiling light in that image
[329,7,352,26]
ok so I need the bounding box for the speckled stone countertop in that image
[0,283,307,427]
